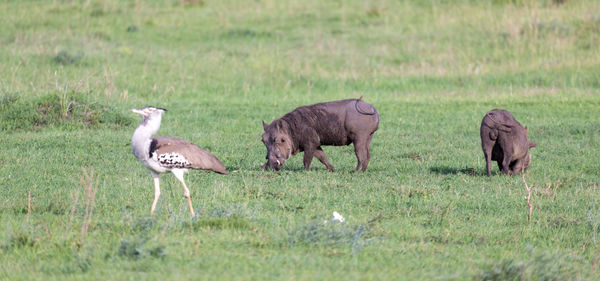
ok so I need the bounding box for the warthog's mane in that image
[272,105,323,141]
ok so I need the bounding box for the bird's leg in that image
[179,180,195,216]
[150,172,161,214]
[171,169,195,216]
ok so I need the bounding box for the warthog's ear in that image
[529,142,537,148]
[262,120,268,131]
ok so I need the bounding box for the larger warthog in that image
[480,109,537,177]
[262,98,379,172]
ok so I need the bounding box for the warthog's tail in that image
[354,98,377,115]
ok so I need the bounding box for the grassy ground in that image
[1,0,599,280]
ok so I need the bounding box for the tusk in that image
[276,160,281,166]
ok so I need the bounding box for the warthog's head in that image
[262,121,293,171]
[512,126,537,174]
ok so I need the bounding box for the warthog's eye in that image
[280,138,285,143]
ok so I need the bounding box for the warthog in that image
[480,109,537,177]
[262,98,380,172]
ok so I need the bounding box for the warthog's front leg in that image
[303,147,315,170]
[482,141,494,177]
[314,147,334,172]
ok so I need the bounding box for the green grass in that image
[1,0,599,280]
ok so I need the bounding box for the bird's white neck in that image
[132,114,162,161]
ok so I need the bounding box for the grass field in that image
[1,0,599,280]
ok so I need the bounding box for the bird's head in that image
[131,106,167,118]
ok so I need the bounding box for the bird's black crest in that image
[142,106,168,112]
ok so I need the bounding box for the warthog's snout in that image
[264,158,283,171]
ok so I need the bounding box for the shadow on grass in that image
[231,162,387,173]
[268,165,388,173]
[279,167,386,173]
[429,166,485,176]
[191,217,252,230]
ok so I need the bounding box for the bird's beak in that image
[131,108,144,115]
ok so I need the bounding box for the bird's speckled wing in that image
[150,137,229,174]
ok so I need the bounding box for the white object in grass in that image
[331,211,345,223]
[323,211,345,224]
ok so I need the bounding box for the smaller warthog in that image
[480,109,537,177]
[262,98,379,172]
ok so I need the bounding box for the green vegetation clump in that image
[118,237,166,260]
[1,224,47,250]
[289,220,374,254]
[0,93,132,131]
[54,50,83,65]
[478,249,581,281]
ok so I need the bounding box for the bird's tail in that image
[188,147,229,175]
[204,154,229,175]
[212,162,229,175]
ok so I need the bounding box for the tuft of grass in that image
[54,50,83,65]
[288,218,377,254]
[191,217,251,230]
[2,224,48,250]
[132,217,156,233]
[118,237,166,260]
[126,25,138,32]
[0,93,132,131]
[179,0,205,7]
[188,204,256,230]
[492,0,538,6]
[479,259,525,281]
[478,249,581,281]
[6,230,38,249]
[586,206,600,236]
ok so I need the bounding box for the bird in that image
[130,106,228,216]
